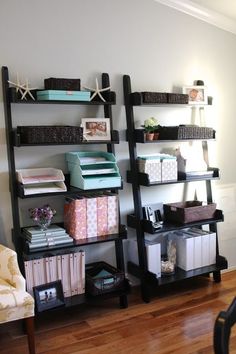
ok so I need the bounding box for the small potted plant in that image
[143,117,159,141]
[29,204,56,231]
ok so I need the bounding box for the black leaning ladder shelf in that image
[123,74,228,303]
[1,65,128,310]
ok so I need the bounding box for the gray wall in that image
[0,0,236,268]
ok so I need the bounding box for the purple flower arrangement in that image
[29,204,56,228]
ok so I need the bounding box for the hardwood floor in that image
[1,271,236,354]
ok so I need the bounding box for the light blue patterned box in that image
[37,90,91,101]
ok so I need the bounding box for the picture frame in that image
[33,280,65,312]
[81,118,111,141]
[183,85,208,104]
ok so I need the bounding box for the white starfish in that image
[8,73,25,97]
[8,75,37,101]
[20,79,37,101]
[83,78,111,102]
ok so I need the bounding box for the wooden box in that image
[163,201,217,224]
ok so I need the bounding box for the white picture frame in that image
[183,85,208,105]
[81,118,111,141]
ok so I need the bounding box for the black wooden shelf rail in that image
[2,66,128,310]
[123,74,228,303]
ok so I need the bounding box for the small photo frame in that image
[33,280,65,312]
[81,118,111,141]
[183,85,208,104]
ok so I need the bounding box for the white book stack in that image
[174,228,216,271]
[23,225,74,251]
[24,251,85,297]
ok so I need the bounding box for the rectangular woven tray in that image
[17,126,83,144]
[167,93,189,104]
[157,125,215,140]
[141,91,168,104]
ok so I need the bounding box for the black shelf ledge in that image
[129,92,212,107]
[9,88,116,106]
[17,175,123,199]
[36,279,130,311]
[127,209,224,234]
[127,129,216,143]
[22,224,127,259]
[13,129,119,147]
[127,168,219,186]
[64,294,85,308]
[127,255,227,286]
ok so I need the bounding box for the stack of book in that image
[23,225,74,251]
[24,251,85,297]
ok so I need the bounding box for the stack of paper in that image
[17,168,67,195]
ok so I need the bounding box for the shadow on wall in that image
[0,78,3,103]
[0,213,8,246]
[0,127,6,144]
[0,171,13,247]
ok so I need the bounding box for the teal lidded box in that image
[66,151,121,190]
[37,90,91,101]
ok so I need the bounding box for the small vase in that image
[145,133,154,141]
[154,132,159,140]
[37,219,51,231]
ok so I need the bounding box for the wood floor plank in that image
[0,271,236,354]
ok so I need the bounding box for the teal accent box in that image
[37,90,91,101]
[66,151,121,190]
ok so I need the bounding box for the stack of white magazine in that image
[23,225,73,250]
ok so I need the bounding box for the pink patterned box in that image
[64,197,87,239]
[107,194,119,234]
[86,197,98,237]
[97,196,108,236]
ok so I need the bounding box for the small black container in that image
[44,77,81,91]
[85,261,125,296]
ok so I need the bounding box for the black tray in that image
[85,261,125,296]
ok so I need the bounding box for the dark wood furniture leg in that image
[25,316,35,354]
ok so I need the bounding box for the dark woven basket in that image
[44,78,81,91]
[157,125,215,140]
[17,126,83,144]
[167,93,189,104]
[141,92,168,104]
[85,261,125,296]
[178,126,215,139]
[163,201,216,224]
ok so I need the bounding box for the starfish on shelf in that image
[8,74,37,101]
[83,78,111,102]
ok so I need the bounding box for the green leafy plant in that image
[143,117,159,133]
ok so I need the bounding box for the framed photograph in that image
[33,280,65,312]
[81,118,111,141]
[183,85,208,104]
